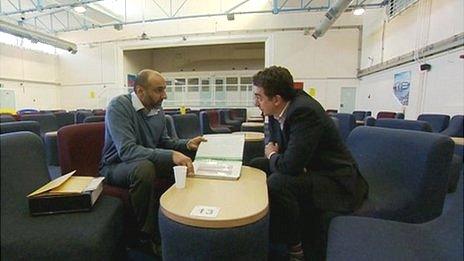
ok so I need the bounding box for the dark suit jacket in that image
[268,91,368,212]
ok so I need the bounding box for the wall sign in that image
[393,71,411,106]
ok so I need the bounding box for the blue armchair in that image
[172,113,202,139]
[375,119,432,132]
[333,113,356,141]
[347,127,454,223]
[417,113,450,133]
[441,115,463,137]
[1,131,125,259]
[327,174,463,261]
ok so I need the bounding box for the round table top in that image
[160,166,268,228]
[45,131,58,136]
[233,131,265,141]
[451,137,464,146]
[246,117,264,123]
[241,122,264,127]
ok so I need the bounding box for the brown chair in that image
[199,110,232,134]
[376,111,397,119]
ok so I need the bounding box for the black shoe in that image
[131,233,162,257]
[152,241,162,257]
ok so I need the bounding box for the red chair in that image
[376,111,397,119]
[57,122,172,245]
[200,110,232,134]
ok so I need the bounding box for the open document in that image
[193,134,245,180]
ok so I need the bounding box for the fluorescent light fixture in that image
[73,5,87,13]
[353,7,365,16]
[227,13,235,21]
[0,20,78,54]
[312,0,352,39]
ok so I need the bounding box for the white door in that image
[0,89,16,113]
[340,87,356,113]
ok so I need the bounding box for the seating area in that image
[1,106,463,260]
[1,0,462,258]
[321,125,462,261]
[327,173,463,261]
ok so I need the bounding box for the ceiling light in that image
[73,6,87,13]
[227,13,235,21]
[0,20,78,54]
[353,7,365,16]
[140,32,149,40]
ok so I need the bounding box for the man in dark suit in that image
[250,66,368,260]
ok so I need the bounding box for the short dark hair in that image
[252,66,296,101]
[134,69,152,91]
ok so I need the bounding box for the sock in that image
[289,242,304,259]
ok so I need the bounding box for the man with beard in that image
[100,69,205,254]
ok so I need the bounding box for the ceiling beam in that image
[1,0,103,16]
[151,0,170,18]
[225,0,250,14]
[87,3,123,23]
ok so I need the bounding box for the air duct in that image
[0,20,78,54]
[312,0,353,39]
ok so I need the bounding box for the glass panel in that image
[175,79,186,85]
[226,77,238,84]
[188,78,199,85]
[226,86,238,91]
[240,77,252,84]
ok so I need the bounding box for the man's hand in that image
[187,136,207,151]
[265,142,279,159]
[172,151,195,176]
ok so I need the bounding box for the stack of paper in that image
[27,171,105,215]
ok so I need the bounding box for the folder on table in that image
[193,134,245,180]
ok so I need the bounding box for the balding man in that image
[100,69,204,253]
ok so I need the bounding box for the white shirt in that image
[131,92,160,117]
[274,101,290,130]
[268,101,290,159]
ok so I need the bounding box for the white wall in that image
[0,43,60,110]
[270,29,360,108]
[357,48,464,119]
[357,0,464,118]
[361,0,463,69]
[124,49,154,77]
[58,42,122,110]
[55,11,362,110]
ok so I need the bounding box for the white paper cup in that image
[173,166,187,189]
